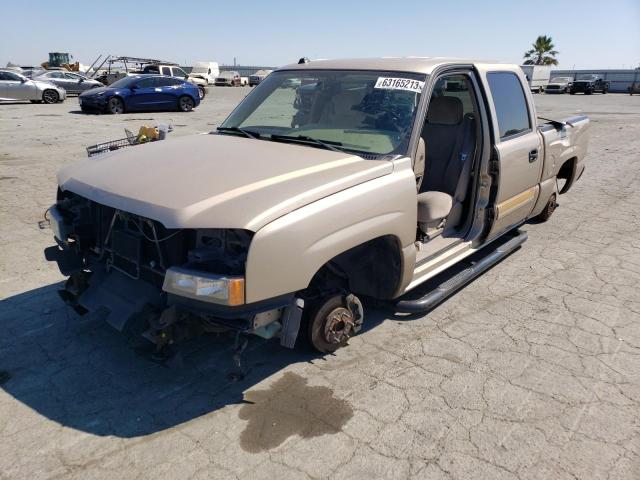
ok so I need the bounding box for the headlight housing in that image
[162,267,245,306]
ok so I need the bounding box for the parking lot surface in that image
[1,91,639,480]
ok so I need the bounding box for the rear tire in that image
[178,95,195,112]
[536,193,557,222]
[42,89,59,104]
[107,97,124,114]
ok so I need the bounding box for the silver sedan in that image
[34,71,102,95]
[0,70,66,103]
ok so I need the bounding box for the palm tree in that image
[523,35,559,66]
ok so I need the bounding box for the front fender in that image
[244,159,417,303]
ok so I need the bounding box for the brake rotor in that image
[323,306,356,345]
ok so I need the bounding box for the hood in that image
[57,134,392,231]
[79,86,110,97]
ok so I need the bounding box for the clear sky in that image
[2,0,638,70]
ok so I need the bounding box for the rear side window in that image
[160,66,171,75]
[136,78,156,88]
[157,77,182,87]
[487,72,531,139]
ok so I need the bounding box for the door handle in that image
[528,149,538,162]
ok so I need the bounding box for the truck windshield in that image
[220,70,427,157]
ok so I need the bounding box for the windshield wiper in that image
[269,134,343,152]
[216,126,260,139]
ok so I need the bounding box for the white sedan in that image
[0,70,66,103]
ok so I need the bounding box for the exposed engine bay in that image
[45,190,291,354]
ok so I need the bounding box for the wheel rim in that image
[43,91,57,103]
[180,97,193,111]
[323,307,355,345]
[109,99,123,114]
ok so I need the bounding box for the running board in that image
[395,230,528,313]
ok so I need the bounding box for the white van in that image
[520,65,551,93]
[188,62,220,85]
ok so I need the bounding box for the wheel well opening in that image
[557,157,577,194]
[306,235,403,300]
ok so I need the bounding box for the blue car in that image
[78,74,200,114]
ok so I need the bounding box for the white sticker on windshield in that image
[374,77,424,93]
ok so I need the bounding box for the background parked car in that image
[249,69,273,86]
[34,71,102,95]
[570,75,609,95]
[142,64,207,100]
[544,76,573,94]
[78,74,200,114]
[0,70,66,103]
[215,71,242,86]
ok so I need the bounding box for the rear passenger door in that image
[484,71,542,238]
[156,77,183,109]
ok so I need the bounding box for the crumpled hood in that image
[57,134,392,231]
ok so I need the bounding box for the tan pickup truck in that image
[46,57,588,355]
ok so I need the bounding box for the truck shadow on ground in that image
[0,282,388,439]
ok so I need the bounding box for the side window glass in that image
[160,66,171,76]
[487,72,531,140]
[4,72,22,81]
[136,78,155,88]
[430,74,475,115]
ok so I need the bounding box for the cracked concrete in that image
[1,91,639,479]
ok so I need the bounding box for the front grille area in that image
[55,191,252,287]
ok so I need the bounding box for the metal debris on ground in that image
[85,124,172,157]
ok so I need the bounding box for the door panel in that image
[482,70,543,238]
[6,80,27,100]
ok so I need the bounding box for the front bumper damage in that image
[44,200,305,354]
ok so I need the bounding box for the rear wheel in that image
[107,97,124,114]
[305,294,363,353]
[178,96,195,112]
[42,89,59,104]
[536,193,557,222]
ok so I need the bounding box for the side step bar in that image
[395,230,528,313]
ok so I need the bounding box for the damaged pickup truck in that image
[46,57,588,355]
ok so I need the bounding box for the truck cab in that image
[46,58,588,355]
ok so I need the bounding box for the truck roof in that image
[279,57,508,75]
